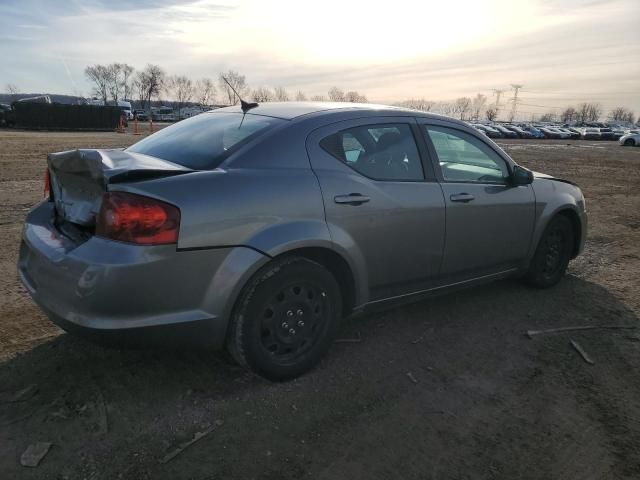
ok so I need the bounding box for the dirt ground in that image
[1,129,639,479]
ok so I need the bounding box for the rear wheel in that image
[227,256,341,381]
[525,215,574,288]
[624,138,635,146]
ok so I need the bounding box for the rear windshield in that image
[127,112,282,169]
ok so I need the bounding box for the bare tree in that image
[295,90,307,101]
[166,75,194,117]
[540,112,557,122]
[454,97,472,120]
[195,78,216,106]
[328,87,344,102]
[106,64,121,103]
[251,87,274,102]
[624,111,636,124]
[561,106,577,123]
[588,103,602,122]
[437,102,455,117]
[577,102,602,124]
[218,70,247,105]
[84,64,111,104]
[395,98,435,112]
[132,64,165,110]
[273,86,289,101]
[471,94,487,121]
[121,64,134,100]
[310,95,326,101]
[609,106,635,123]
[485,107,498,121]
[345,91,367,102]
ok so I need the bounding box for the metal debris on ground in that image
[407,372,418,384]
[159,420,224,464]
[20,442,52,467]
[569,340,595,365]
[526,325,636,339]
[335,331,362,343]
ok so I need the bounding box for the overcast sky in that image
[1,0,638,116]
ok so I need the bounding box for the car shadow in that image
[1,274,638,479]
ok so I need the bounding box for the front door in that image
[420,122,535,281]
[306,117,446,301]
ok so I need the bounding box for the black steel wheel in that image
[228,256,341,381]
[525,215,574,288]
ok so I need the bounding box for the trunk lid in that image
[47,149,192,227]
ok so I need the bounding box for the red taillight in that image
[44,168,50,199]
[96,192,180,245]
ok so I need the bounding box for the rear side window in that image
[320,123,423,181]
[127,112,282,169]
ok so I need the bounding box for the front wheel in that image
[525,215,574,288]
[227,257,342,381]
[624,138,635,147]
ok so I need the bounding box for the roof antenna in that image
[221,76,258,113]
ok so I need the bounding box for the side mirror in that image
[511,165,534,186]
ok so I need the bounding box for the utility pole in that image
[509,84,523,121]
[491,89,504,107]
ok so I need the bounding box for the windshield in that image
[127,112,282,169]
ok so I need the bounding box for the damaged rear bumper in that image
[17,202,266,349]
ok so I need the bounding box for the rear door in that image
[418,121,535,281]
[306,117,446,301]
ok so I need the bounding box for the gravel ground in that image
[0,129,639,479]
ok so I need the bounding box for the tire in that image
[227,256,342,381]
[525,215,574,288]
[624,139,635,147]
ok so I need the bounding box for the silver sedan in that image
[18,102,587,380]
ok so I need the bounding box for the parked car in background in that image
[619,132,640,146]
[505,125,534,138]
[472,124,502,138]
[522,125,545,139]
[581,128,601,140]
[598,128,615,141]
[471,124,488,137]
[493,125,518,138]
[133,110,149,121]
[611,128,625,140]
[539,127,562,139]
[17,102,587,380]
[556,127,580,140]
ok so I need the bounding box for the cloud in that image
[1,0,638,114]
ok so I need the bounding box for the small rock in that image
[20,442,52,467]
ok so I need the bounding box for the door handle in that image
[334,193,371,205]
[450,193,475,203]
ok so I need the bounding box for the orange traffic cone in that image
[133,117,141,135]
[116,115,125,133]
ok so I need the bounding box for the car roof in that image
[208,101,455,122]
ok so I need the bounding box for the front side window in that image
[320,123,423,181]
[127,112,282,169]
[424,126,509,184]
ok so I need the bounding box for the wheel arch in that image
[556,208,582,259]
[270,246,359,318]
